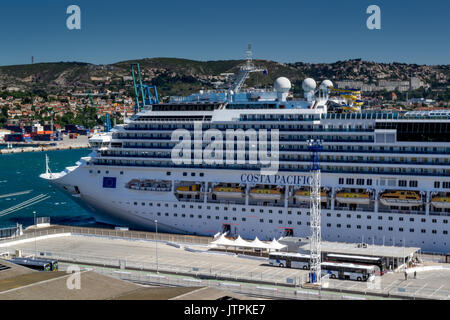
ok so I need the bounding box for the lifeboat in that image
[336,191,370,205]
[294,189,328,202]
[126,179,171,192]
[175,184,201,196]
[379,191,422,207]
[212,186,244,199]
[249,187,283,200]
[431,196,450,209]
[127,179,141,190]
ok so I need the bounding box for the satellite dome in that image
[320,80,333,89]
[302,78,316,92]
[274,77,291,92]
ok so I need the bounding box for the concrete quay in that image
[2,225,450,300]
[0,135,90,154]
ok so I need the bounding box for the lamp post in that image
[155,220,158,274]
[33,211,37,259]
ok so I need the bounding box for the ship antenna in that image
[229,44,265,93]
[245,44,253,69]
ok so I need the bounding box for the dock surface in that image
[2,225,450,300]
[0,135,89,154]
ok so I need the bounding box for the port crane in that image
[86,89,111,132]
[130,63,159,114]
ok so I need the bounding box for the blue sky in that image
[0,0,448,66]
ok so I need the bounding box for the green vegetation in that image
[0,91,30,99]
[54,106,102,129]
[0,106,8,126]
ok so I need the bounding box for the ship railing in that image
[174,198,203,203]
[247,201,285,207]
[114,145,450,156]
[207,199,246,205]
[333,206,375,213]
[429,211,450,217]
[123,126,375,133]
[115,135,375,143]
[90,161,450,177]
[378,209,426,215]
[99,154,450,167]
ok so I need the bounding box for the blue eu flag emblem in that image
[103,177,116,188]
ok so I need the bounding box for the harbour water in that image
[0,148,103,229]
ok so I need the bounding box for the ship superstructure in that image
[41,56,450,253]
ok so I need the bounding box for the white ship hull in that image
[41,160,450,253]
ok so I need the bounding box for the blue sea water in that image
[0,149,103,229]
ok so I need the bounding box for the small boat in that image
[176,184,201,196]
[126,179,171,192]
[249,188,283,200]
[212,186,244,199]
[431,196,450,209]
[336,192,370,205]
[294,189,328,202]
[379,190,422,207]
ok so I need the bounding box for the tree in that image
[0,106,9,127]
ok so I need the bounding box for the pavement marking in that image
[0,270,90,295]
[413,283,428,296]
[430,285,444,298]
[404,281,414,288]
[383,279,401,292]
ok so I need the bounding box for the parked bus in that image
[36,258,58,271]
[268,252,310,269]
[10,258,58,272]
[321,262,375,281]
[10,258,51,271]
[269,253,376,282]
[324,253,386,275]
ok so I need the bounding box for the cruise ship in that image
[40,55,450,253]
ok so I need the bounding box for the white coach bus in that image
[321,262,376,281]
[268,252,311,269]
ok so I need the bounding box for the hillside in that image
[0,58,448,98]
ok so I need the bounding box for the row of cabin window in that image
[327,212,448,223]
[326,224,448,234]
[144,211,305,225]
[133,201,306,214]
